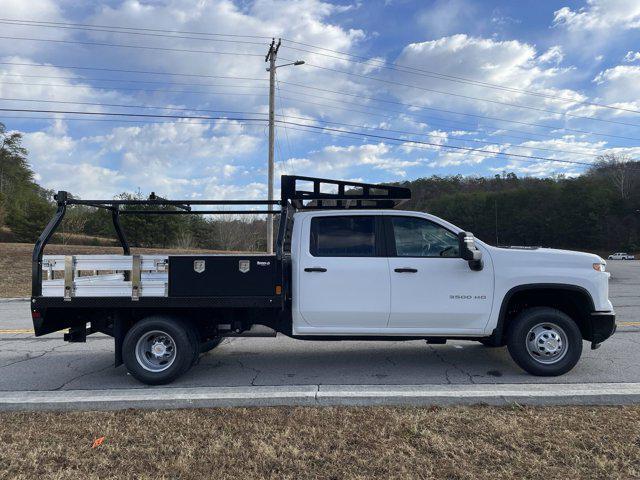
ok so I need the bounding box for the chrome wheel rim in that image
[525,322,568,365]
[135,330,177,372]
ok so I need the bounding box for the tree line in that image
[1,122,638,253]
[397,156,640,252]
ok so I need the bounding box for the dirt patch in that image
[0,243,229,298]
[0,406,639,479]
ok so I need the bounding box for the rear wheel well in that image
[495,286,594,345]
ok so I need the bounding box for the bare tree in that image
[212,214,265,252]
[59,211,88,245]
[595,153,635,199]
[174,229,196,250]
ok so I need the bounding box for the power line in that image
[276,121,596,166]
[2,18,631,116]
[279,123,596,171]
[0,97,270,118]
[0,35,265,57]
[0,80,269,99]
[0,105,597,165]
[277,91,640,144]
[0,17,272,39]
[0,107,269,123]
[0,19,268,45]
[1,73,266,92]
[0,97,602,158]
[280,41,640,115]
[0,111,616,171]
[281,124,604,170]
[279,58,640,128]
[3,77,636,147]
[1,72,266,87]
[2,114,269,128]
[2,69,626,144]
[0,61,268,81]
[276,89,600,147]
[276,86,640,143]
[4,60,636,143]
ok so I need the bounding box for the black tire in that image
[200,337,224,354]
[122,316,197,385]
[507,307,583,376]
[183,322,201,365]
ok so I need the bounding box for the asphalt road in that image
[0,261,638,394]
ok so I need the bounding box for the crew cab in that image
[31,176,616,384]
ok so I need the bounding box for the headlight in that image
[593,263,606,272]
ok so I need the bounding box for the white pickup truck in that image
[608,252,635,260]
[31,176,616,385]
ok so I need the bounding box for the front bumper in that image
[587,311,616,345]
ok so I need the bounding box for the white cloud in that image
[0,57,130,114]
[202,181,267,201]
[428,144,501,168]
[592,65,640,111]
[389,35,584,124]
[19,119,263,198]
[21,128,127,197]
[279,142,422,178]
[0,0,68,57]
[490,136,640,177]
[553,0,640,31]
[539,46,564,65]
[624,51,640,62]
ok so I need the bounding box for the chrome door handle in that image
[304,267,327,272]
[394,267,418,273]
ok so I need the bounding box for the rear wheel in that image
[123,316,197,385]
[507,307,583,376]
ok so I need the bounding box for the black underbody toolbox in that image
[168,255,278,297]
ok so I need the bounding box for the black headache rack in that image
[32,175,411,299]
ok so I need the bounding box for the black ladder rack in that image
[32,175,411,296]
[281,175,411,210]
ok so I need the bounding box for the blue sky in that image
[1,0,640,199]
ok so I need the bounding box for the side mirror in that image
[458,231,483,271]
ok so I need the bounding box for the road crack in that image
[236,359,262,386]
[428,345,476,384]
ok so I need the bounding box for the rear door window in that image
[310,216,377,257]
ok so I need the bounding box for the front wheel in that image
[122,316,197,385]
[507,307,583,376]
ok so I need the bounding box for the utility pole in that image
[265,38,280,254]
[264,38,304,254]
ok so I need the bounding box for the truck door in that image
[385,215,493,333]
[296,214,390,330]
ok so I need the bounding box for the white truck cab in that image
[31,176,617,384]
[290,208,615,377]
